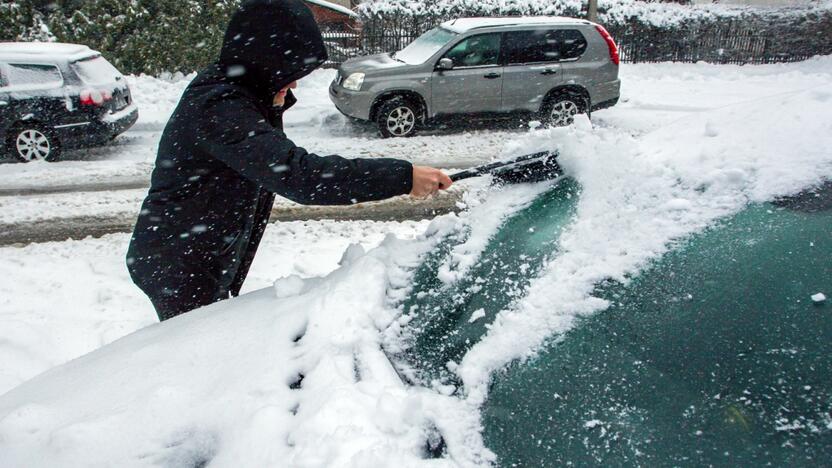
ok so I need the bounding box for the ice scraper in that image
[449,151,561,184]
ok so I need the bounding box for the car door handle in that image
[540,69,558,76]
[483,73,501,79]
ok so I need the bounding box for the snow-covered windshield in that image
[71,56,122,86]
[393,27,457,65]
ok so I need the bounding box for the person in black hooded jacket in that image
[127,0,452,321]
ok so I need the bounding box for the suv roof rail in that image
[442,16,591,33]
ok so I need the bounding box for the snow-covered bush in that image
[46,0,239,75]
[0,1,53,42]
[358,0,585,18]
[357,0,831,27]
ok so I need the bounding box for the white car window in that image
[71,56,122,86]
[4,63,63,89]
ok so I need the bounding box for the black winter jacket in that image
[127,0,413,298]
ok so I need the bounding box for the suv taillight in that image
[594,25,620,66]
[80,89,112,107]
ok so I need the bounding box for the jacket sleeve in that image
[196,88,413,205]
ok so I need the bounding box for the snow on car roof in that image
[441,16,590,33]
[0,42,98,62]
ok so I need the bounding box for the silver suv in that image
[330,17,620,138]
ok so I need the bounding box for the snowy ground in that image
[0,56,831,466]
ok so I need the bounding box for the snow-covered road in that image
[0,69,524,242]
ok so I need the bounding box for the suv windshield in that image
[71,56,122,86]
[394,27,458,65]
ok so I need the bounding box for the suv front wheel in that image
[7,124,61,162]
[376,97,419,138]
[543,93,588,127]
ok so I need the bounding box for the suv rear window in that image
[3,63,63,88]
[504,29,588,64]
[558,30,589,60]
[71,56,122,86]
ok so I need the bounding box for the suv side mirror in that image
[437,58,454,71]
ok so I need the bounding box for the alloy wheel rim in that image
[550,100,579,127]
[386,107,415,136]
[16,129,51,161]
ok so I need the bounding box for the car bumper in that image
[54,105,138,147]
[591,97,619,112]
[590,79,621,112]
[329,82,373,121]
[102,104,139,136]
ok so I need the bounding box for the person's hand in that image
[410,166,452,198]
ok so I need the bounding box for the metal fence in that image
[608,25,820,65]
[321,31,363,66]
[321,19,831,67]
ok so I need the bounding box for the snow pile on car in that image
[458,78,832,405]
[0,231,480,466]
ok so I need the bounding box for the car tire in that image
[7,124,61,162]
[376,97,419,138]
[542,92,588,128]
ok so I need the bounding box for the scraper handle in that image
[450,151,556,182]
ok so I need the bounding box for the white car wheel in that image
[386,106,416,137]
[548,100,580,127]
[11,127,58,162]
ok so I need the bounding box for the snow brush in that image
[449,151,561,184]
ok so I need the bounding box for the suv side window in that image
[504,29,588,64]
[558,30,588,60]
[443,33,502,68]
[5,63,63,89]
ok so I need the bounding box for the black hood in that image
[218,0,328,102]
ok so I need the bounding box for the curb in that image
[0,191,462,246]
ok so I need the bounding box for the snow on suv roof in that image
[441,16,590,33]
[0,42,97,62]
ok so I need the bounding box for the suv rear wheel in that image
[7,124,61,162]
[543,92,588,127]
[376,97,419,138]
